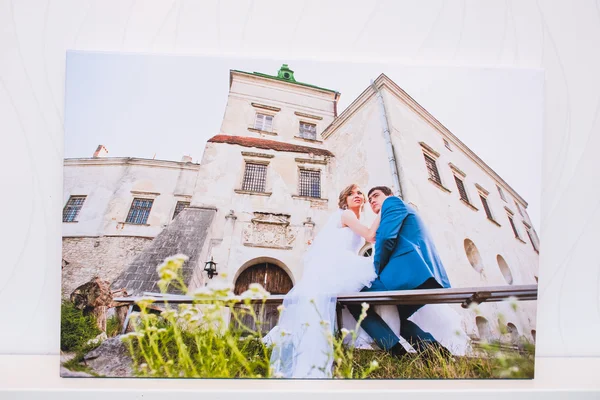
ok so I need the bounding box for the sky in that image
[64,52,543,230]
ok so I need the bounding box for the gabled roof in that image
[207,134,334,157]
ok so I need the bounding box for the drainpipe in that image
[371,80,405,199]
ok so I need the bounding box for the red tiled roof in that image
[207,135,334,157]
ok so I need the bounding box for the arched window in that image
[507,322,520,344]
[496,255,514,284]
[464,239,484,273]
[475,316,491,340]
[233,262,293,334]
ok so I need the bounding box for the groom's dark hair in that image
[368,186,393,198]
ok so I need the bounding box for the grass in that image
[60,300,101,352]
[62,254,536,379]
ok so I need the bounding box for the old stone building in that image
[62,64,539,344]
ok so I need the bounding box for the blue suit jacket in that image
[374,196,451,291]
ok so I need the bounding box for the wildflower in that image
[280,329,290,337]
[340,328,350,337]
[135,296,155,309]
[165,254,189,263]
[361,302,370,312]
[370,360,379,368]
[161,309,178,319]
[506,296,519,311]
[122,331,144,340]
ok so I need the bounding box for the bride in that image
[263,184,469,379]
[263,184,378,378]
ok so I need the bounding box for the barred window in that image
[423,153,442,185]
[63,196,86,222]
[242,163,267,192]
[126,198,154,225]
[254,113,273,132]
[172,201,190,220]
[497,185,507,202]
[526,227,539,252]
[299,122,317,140]
[299,169,321,198]
[454,176,469,203]
[480,195,494,220]
[507,214,520,238]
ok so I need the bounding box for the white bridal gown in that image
[263,209,377,378]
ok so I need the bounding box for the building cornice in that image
[323,74,529,207]
[63,157,201,171]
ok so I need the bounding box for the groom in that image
[347,186,453,358]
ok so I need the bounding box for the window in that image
[497,255,514,284]
[480,195,494,220]
[242,163,268,193]
[476,317,491,341]
[254,113,273,132]
[423,153,442,185]
[443,138,452,150]
[464,239,484,273]
[526,227,539,252]
[515,201,524,217]
[172,201,190,220]
[126,198,154,225]
[299,122,317,140]
[507,214,520,238]
[298,169,321,198]
[63,196,86,222]
[497,185,507,202]
[454,176,469,203]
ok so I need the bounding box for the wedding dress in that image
[263,209,377,378]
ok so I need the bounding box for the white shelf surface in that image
[0,355,598,399]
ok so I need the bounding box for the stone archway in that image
[233,260,293,334]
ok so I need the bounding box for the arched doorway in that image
[233,261,293,334]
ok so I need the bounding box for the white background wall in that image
[0,1,598,362]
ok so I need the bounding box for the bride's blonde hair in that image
[338,183,367,211]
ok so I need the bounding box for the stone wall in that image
[61,236,152,297]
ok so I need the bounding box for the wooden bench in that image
[113,284,537,335]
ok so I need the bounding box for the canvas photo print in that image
[60,52,541,379]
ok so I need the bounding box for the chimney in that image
[181,155,193,163]
[93,145,108,158]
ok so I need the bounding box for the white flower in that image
[506,296,519,311]
[370,360,379,368]
[160,309,178,319]
[340,328,350,337]
[361,302,370,312]
[135,296,156,308]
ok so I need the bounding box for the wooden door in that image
[233,263,293,334]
